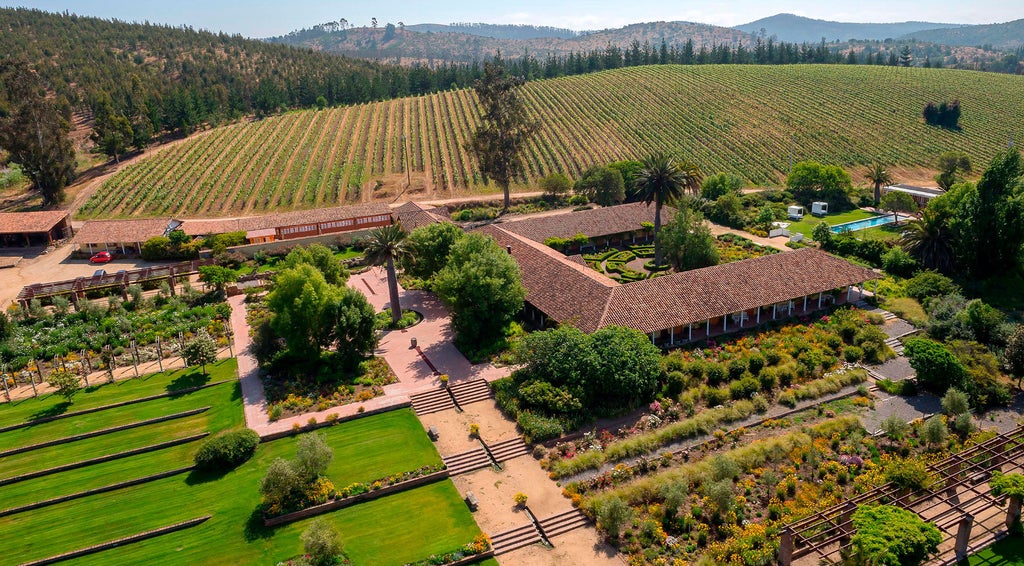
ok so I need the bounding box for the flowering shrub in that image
[333,464,446,500]
[403,534,491,566]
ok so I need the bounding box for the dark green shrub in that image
[705,364,727,385]
[758,367,779,391]
[905,271,960,303]
[747,353,766,376]
[729,376,760,400]
[517,411,564,442]
[843,346,864,363]
[195,429,260,471]
[665,371,687,398]
[704,386,730,407]
[518,381,583,414]
[882,247,919,278]
[727,359,747,380]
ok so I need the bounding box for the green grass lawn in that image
[971,537,1024,565]
[0,407,469,565]
[787,209,878,237]
[0,358,237,428]
[856,221,903,242]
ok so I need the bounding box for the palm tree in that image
[866,162,894,207]
[900,209,954,273]
[636,153,702,267]
[363,224,410,324]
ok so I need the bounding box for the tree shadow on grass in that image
[28,401,71,422]
[185,466,231,486]
[166,369,211,396]
[244,506,277,542]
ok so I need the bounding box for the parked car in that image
[89,251,113,263]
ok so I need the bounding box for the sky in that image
[3,0,1018,38]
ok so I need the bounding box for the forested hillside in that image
[81,65,1024,219]
[900,19,1024,51]
[0,8,481,138]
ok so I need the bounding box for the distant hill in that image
[899,19,1024,51]
[270,21,753,64]
[736,13,961,43]
[405,23,580,40]
[83,65,1024,219]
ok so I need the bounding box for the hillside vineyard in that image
[81,64,1024,218]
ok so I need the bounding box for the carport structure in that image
[0,211,71,247]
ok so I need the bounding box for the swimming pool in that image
[830,215,895,233]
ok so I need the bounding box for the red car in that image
[89,251,113,263]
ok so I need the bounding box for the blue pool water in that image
[830,215,895,233]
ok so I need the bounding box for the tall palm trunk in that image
[386,256,401,324]
[874,183,881,207]
[653,198,663,266]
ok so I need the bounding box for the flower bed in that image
[403,534,492,566]
[264,357,397,421]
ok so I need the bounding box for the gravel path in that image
[871,356,916,381]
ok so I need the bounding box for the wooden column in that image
[778,527,794,566]
[955,514,973,561]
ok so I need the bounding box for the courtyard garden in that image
[581,233,778,283]
[0,364,485,565]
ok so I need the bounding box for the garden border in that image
[407,549,496,566]
[0,466,194,518]
[264,469,450,527]
[19,515,211,566]
[0,433,208,487]
[0,379,232,434]
[0,407,210,457]
[259,400,412,442]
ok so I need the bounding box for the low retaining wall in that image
[20,515,211,566]
[0,407,210,458]
[0,467,193,518]
[259,400,413,442]
[0,380,231,434]
[264,469,449,527]
[0,433,208,487]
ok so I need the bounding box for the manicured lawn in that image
[0,358,238,428]
[0,378,241,453]
[787,209,877,237]
[856,221,904,242]
[971,537,1024,565]
[0,408,470,565]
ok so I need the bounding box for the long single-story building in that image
[0,211,72,247]
[499,201,672,249]
[72,202,395,254]
[882,184,945,208]
[476,205,878,345]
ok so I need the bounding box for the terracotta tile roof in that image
[479,222,878,334]
[0,211,69,234]
[394,201,450,232]
[238,202,392,231]
[602,248,879,333]
[476,225,615,333]
[499,202,675,243]
[72,219,170,245]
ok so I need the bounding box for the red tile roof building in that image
[0,211,71,246]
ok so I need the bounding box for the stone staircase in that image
[409,387,454,415]
[490,523,542,554]
[450,379,492,406]
[442,447,491,476]
[884,336,905,355]
[538,508,590,538]
[487,437,530,462]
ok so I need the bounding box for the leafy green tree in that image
[866,162,894,206]
[575,165,625,206]
[880,190,918,223]
[962,150,1024,277]
[469,57,535,211]
[1004,324,1024,389]
[934,151,971,191]
[433,233,526,349]
[904,338,968,394]
[538,172,572,201]
[700,172,743,200]
[881,415,909,441]
[882,247,918,278]
[302,518,344,566]
[260,458,301,507]
[92,113,133,163]
[183,329,218,376]
[608,160,643,199]
[786,161,852,208]
[709,192,744,227]
[921,415,948,447]
[901,211,954,274]
[403,222,464,279]
[46,368,81,402]
[284,244,347,286]
[589,325,662,410]
[198,265,238,292]
[755,203,776,232]
[512,325,597,401]
[333,286,377,371]
[941,388,970,415]
[636,153,703,267]
[362,225,409,325]
[267,264,341,359]
[295,431,333,481]
[596,496,633,539]
[658,207,719,271]
[0,59,76,206]
[812,221,834,248]
[849,505,940,566]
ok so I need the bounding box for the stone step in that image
[410,388,455,415]
[539,508,590,539]
[489,438,530,462]
[450,379,492,406]
[544,517,589,538]
[443,448,491,476]
[491,523,542,554]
